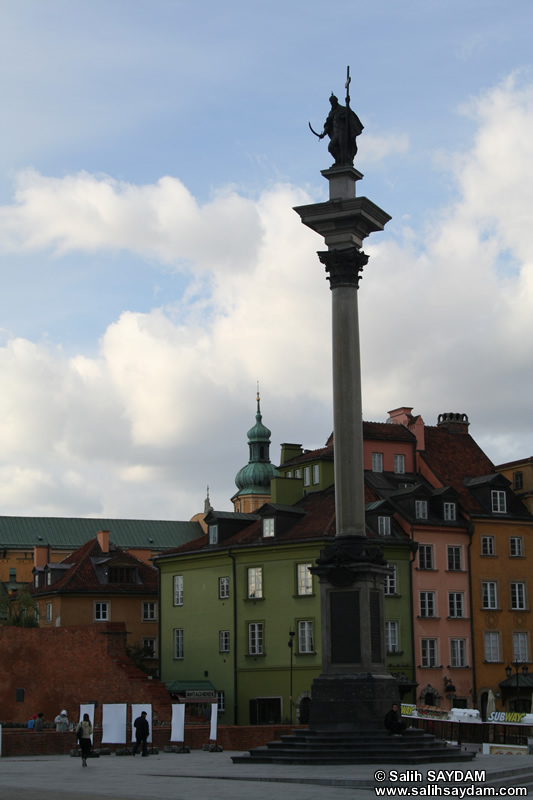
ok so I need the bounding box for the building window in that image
[394,454,405,474]
[303,467,310,487]
[513,471,523,490]
[248,622,263,655]
[142,638,156,659]
[510,537,523,557]
[108,566,135,583]
[217,690,225,712]
[415,500,428,520]
[372,453,383,473]
[219,576,229,599]
[174,628,184,659]
[419,545,434,570]
[219,630,230,653]
[491,490,507,513]
[33,573,39,588]
[484,632,500,662]
[447,546,462,571]
[448,592,464,618]
[482,581,498,609]
[386,620,399,653]
[421,638,437,667]
[142,602,156,621]
[482,536,495,556]
[513,632,528,662]
[46,571,52,585]
[46,603,52,623]
[444,502,456,521]
[312,464,320,485]
[294,469,301,479]
[450,638,466,668]
[378,516,391,536]
[384,564,397,595]
[94,602,109,621]
[173,575,183,606]
[247,567,263,599]
[511,582,526,610]
[297,563,313,596]
[286,471,292,478]
[208,525,218,545]
[262,518,275,538]
[298,620,314,653]
[420,591,436,618]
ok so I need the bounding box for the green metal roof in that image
[0,516,203,551]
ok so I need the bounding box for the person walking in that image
[132,711,149,757]
[76,713,93,767]
[34,713,45,732]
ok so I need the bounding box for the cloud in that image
[1,76,533,520]
[360,133,409,164]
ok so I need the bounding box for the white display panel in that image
[101,703,127,744]
[170,704,185,742]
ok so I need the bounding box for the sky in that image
[1,0,533,521]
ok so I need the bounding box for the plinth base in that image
[309,672,398,731]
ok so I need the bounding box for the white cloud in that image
[360,133,409,164]
[1,76,533,519]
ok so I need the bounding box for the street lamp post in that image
[288,631,295,724]
[505,662,529,712]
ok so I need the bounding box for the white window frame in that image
[420,591,436,618]
[419,544,433,570]
[491,490,507,513]
[303,466,311,487]
[294,468,301,479]
[386,620,399,653]
[142,602,157,621]
[511,582,526,610]
[384,564,397,595]
[372,452,383,473]
[247,567,263,599]
[219,630,230,653]
[378,516,391,536]
[484,631,500,662]
[174,628,184,659]
[208,524,218,545]
[450,638,466,668]
[447,546,462,571]
[312,464,320,485]
[448,592,464,618]
[262,518,275,538]
[482,536,495,556]
[219,576,229,599]
[217,690,225,712]
[513,632,528,662]
[94,602,109,621]
[142,638,156,659]
[394,454,405,474]
[415,500,428,520]
[482,581,498,610]
[173,575,183,606]
[510,537,523,557]
[444,502,456,521]
[298,620,314,653]
[46,571,52,586]
[248,622,263,655]
[297,563,313,596]
[421,638,437,667]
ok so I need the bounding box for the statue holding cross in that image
[309,67,364,166]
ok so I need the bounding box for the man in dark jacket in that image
[132,711,150,756]
[384,703,407,736]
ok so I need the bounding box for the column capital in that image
[318,247,369,289]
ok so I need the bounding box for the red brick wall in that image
[0,623,171,724]
[0,725,307,756]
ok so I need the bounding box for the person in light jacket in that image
[54,710,69,731]
[77,713,93,767]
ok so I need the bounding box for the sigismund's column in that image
[293,75,398,730]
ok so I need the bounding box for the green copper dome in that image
[234,394,279,495]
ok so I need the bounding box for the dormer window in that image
[378,516,391,536]
[262,518,275,538]
[312,464,320,484]
[491,490,507,513]
[108,566,135,583]
[415,500,428,520]
[46,571,52,586]
[208,525,218,545]
[444,502,456,521]
[33,573,39,588]
[303,467,310,486]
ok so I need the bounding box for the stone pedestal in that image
[309,673,399,731]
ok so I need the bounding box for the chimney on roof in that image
[33,545,49,568]
[280,443,303,464]
[97,530,110,554]
[387,407,414,426]
[437,412,470,434]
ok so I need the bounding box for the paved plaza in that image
[0,751,532,800]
